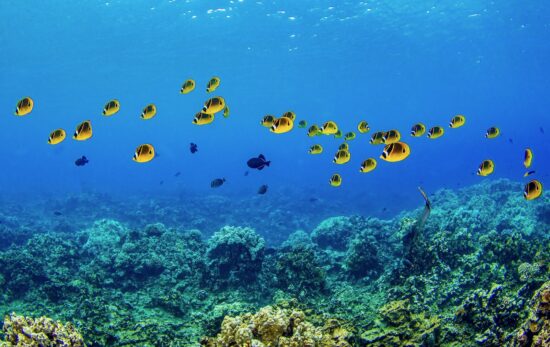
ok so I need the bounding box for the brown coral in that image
[1,313,86,347]
[512,281,550,347]
[360,300,440,347]
[200,305,352,347]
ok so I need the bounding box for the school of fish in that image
[12,75,544,200]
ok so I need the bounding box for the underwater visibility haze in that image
[0,1,549,346]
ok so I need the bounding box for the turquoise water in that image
[0,1,549,346]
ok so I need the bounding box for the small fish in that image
[427,126,444,139]
[485,127,500,139]
[15,97,34,116]
[298,120,307,128]
[202,96,225,114]
[449,115,466,128]
[333,149,351,164]
[75,156,89,167]
[540,127,545,134]
[360,158,377,173]
[190,143,198,154]
[320,121,338,135]
[369,131,385,144]
[333,130,343,139]
[357,121,370,134]
[524,179,543,200]
[270,117,293,134]
[281,111,296,122]
[344,132,356,141]
[509,138,513,144]
[73,120,92,141]
[133,144,155,163]
[307,125,321,137]
[338,143,349,151]
[211,178,226,188]
[524,148,533,168]
[477,159,495,176]
[206,77,221,93]
[53,211,62,216]
[329,173,342,187]
[524,170,536,177]
[48,129,66,145]
[261,115,276,127]
[193,112,214,125]
[380,142,411,162]
[382,129,401,144]
[308,144,323,154]
[244,171,249,176]
[102,99,120,116]
[174,172,181,177]
[141,104,157,120]
[223,106,230,118]
[257,184,268,194]
[247,154,270,170]
[410,123,426,137]
[180,79,195,94]
[160,180,164,185]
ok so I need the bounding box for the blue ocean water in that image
[0,0,548,216]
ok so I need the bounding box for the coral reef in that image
[360,299,440,346]
[343,231,382,279]
[200,304,352,347]
[274,243,326,297]
[0,313,85,346]
[512,281,550,347]
[205,226,265,288]
[0,179,547,346]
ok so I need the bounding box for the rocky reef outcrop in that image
[0,179,547,346]
[0,313,85,347]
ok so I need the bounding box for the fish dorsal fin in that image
[259,154,265,160]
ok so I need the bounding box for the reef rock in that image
[0,313,85,346]
[311,216,357,251]
[512,281,550,347]
[206,226,265,288]
[360,299,440,346]
[200,304,352,346]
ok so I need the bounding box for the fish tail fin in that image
[265,161,270,167]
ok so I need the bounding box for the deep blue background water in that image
[0,0,548,216]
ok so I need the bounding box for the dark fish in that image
[75,156,89,167]
[508,138,513,144]
[258,184,268,195]
[190,143,198,154]
[53,211,62,216]
[309,197,319,203]
[160,180,164,185]
[244,171,249,176]
[247,154,270,170]
[382,207,387,212]
[174,172,181,177]
[540,127,545,134]
[211,178,226,188]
